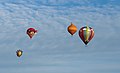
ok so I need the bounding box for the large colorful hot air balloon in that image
[16,50,23,57]
[79,25,94,45]
[26,28,37,39]
[67,22,77,36]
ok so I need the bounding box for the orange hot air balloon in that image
[67,22,77,35]
[16,50,23,57]
[26,28,37,39]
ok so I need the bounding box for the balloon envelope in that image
[26,28,37,39]
[16,50,23,57]
[67,23,77,35]
[79,26,94,45]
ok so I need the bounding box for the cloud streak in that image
[0,0,120,73]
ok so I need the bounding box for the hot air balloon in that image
[67,22,77,36]
[16,50,23,57]
[79,25,94,45]
[26,28,37,39]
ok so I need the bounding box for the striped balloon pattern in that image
[79,26,94,45]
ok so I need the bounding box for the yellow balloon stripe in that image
[86,26,89,41]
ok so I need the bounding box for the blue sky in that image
[0,0,120,73]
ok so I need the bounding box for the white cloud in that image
[0,0,120,73]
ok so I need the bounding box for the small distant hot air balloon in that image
[26,28,37,39]
[67,22,77,36]
[16,50,23,57]
[79,25,94,45]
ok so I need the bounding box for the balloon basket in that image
[85,45,88,47]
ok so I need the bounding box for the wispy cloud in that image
[0,0,120,73]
